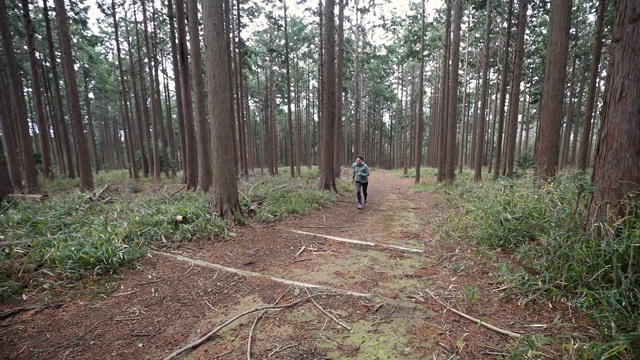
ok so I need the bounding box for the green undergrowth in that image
[1,167,342,300]
[408,168,640,358]
[238,167,341,221]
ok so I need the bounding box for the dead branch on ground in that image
[417,290,522,338]
[0,240,30,248]
[163,293,328,360]
[0,198,17,216]
[304,288,351,331]
[247,285,291,360]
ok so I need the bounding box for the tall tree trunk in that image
[135,5,153,177]
[188,0,212,190]
[534,0,571,183]
[235,0,248,178]
[54,0,93,190]
[0,137,12,198]
[83,72,100,174]
[569,64,587,166]
[284,0,295,178]
[504,0,527,177]
[577,0,606,170]
[333,0,345,177]
[437,2,451,182]
[318,0,337,191]
[112,0,139,179]
[445,0,462,182]
[586,0,639,229]
[415,0,426,183]
[1,0,39,192]
[43,0,75,179]
[22,0,53,180]
[0,71,22,191]
[353,0,361,157]
[152,5,169,179]
[493,0,513,178]
[203,0,240,221]
[140,0,161,181]
[559,56,577,171]
[165,0,184,177]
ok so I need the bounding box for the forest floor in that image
[0,170,590,359]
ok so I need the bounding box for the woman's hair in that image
[355,155,364,161]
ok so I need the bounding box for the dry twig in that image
[163,294,325,360]
[247,286,291,360]
[420,289,522,338]
[304,288,351,331]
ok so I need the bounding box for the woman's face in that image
[355,158,363,165]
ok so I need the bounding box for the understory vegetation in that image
[415,169,640,359]
[0,167,343,301]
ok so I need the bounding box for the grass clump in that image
[239,167,336,221]
[0,188,226,298]
[430,170,640,358]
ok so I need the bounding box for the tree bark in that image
[504,0,527,177]
[437,1,451,182]
[43,0,75,179]
[493,0,513,178]
[203,0,241,221]
[188,0,212,190]
[165,0,184,177]
[534,0,571,183]
[577,0,606,170]
[586,0,639,229]
[415,0,426,183]
[445,0,462,182]
[1,0,39,192]
[353,0,361,157]
[333,0,345,177]
[140,0,161,181]
[318,0,337,192]
[0,137,12,198]
[284,0,295,178]
[112,0,139,179]
[54,0,94,190]
[0,71,22,191]
[22,0,54,180]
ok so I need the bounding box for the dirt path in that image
[1,170,575,359]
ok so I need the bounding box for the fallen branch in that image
[305,288,351,331]
[0,303,62,320]
[0,240,30,248]
[164,293,323,360]
[169,185,186,197]
[268,343,296,357]
[247,286,291,360]
[295,246,306,257]
[153,251,371,298]
[0,198,17,216]
[12,194,48,201]
[420,290,522,338]
[291,230,424,254]
[88,185,109,201]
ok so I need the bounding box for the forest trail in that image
[1,170,567,359]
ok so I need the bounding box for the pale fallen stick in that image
[304,288,351,331]
[291,230,424,253]
[163,294,324,360]
[295,246,306,256]
[247,285,291,360]
[153,251,371,298]
[421,289,522,338]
